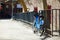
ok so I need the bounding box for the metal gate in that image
[44,9,60,36]
[51,9,60,36]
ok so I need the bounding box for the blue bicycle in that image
[33,16,44,36]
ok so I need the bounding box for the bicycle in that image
[32,18,45,36]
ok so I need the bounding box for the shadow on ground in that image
[40,33,51,40]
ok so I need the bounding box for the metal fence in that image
[51,9,60,36]
[13,9,60,36]
[13,12,35,23]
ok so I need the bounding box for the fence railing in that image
[13,9,60,36]
[13,12,35,23]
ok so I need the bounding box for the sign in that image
[17,4,22,8]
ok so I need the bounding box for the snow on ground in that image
[0,19,60,40]
[0,19,40,40]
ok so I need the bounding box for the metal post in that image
[52,9,53,36]
[55,10,57,31]
[59,9,60,36]
[11,0,13,19]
